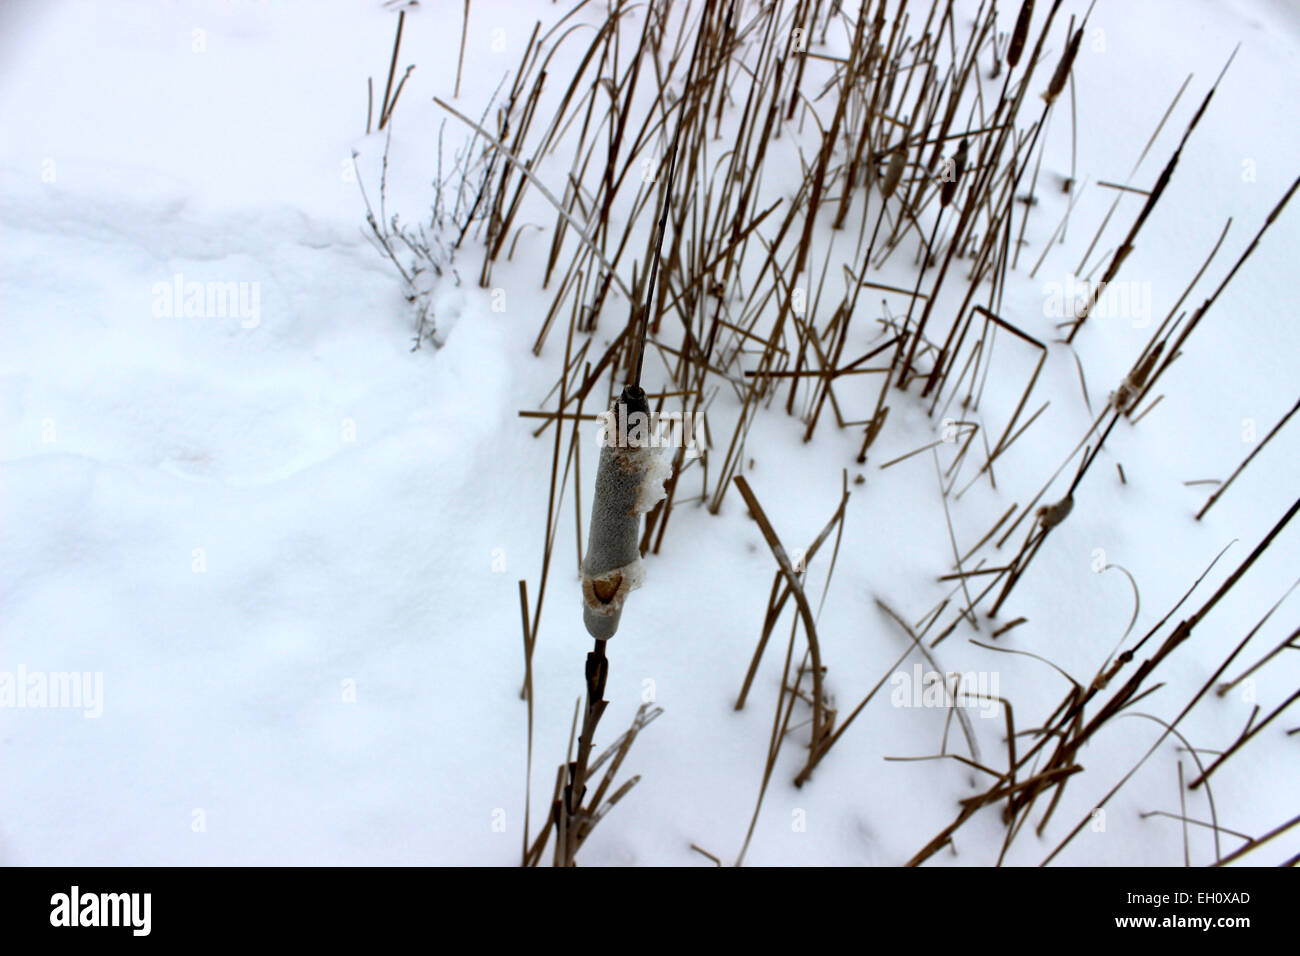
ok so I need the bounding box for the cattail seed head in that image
[940,138,969,207]
[1111,380,1136,414]
[1132,341,1164,390]
[580,385,671,640]
[1007,0,1034,68]
[881,145,907,199]
[1114,342,1165,412]
[1036,494,1074,531]
[1043,27,1082,106]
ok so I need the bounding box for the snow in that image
[632,445,672,515]
[1,0,1297,866]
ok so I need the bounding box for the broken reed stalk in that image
[1211,811,1300,866]
[1131,173,1300,412]
[378,9,411,131]
[1188,684,1300,789]
[1216,580,1300,698]
[553,639,609,865]
[1073,72,1192,277]
[895,140,963,389]
[1008,19,1081,269]
[455,1,470,99]
[1065,47,1237,344]
[733,475,831,776]
[1197,394,1300,520]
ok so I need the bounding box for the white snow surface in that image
[1,0,1297,866]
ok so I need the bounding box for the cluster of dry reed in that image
[360,0,1299,866]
